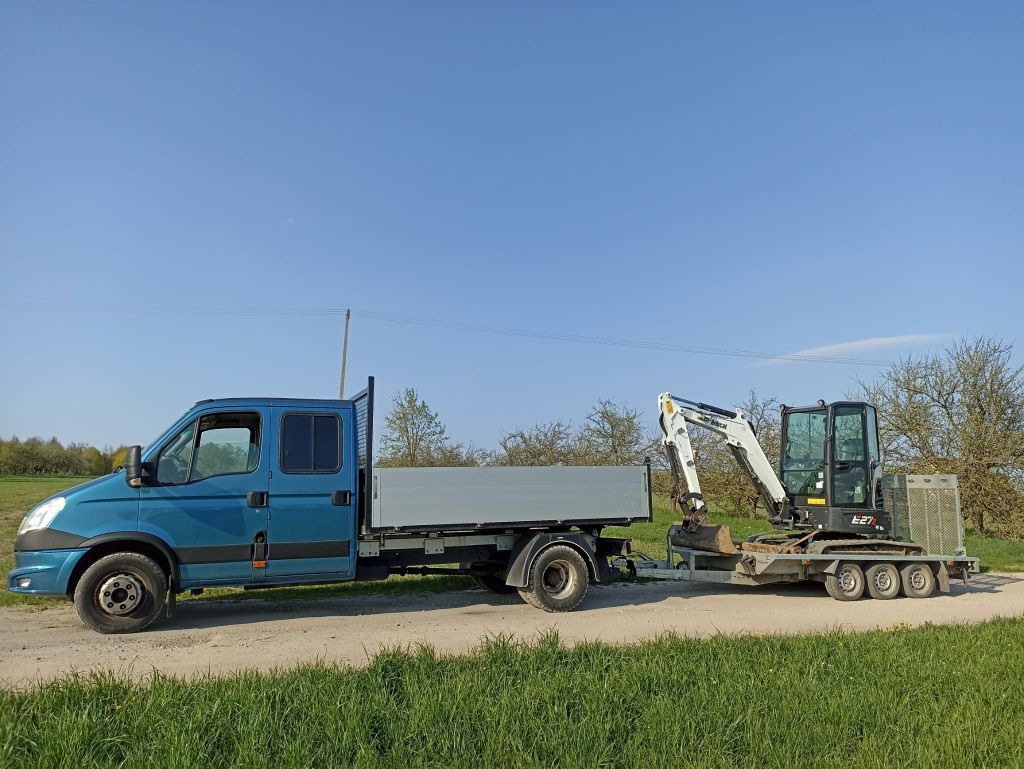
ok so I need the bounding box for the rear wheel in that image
[518,545,589,612]
[825,561,865,601]
[73,552,167,634]
[900,563,935,598]
[865,563,900,600]
[473,575,517,595]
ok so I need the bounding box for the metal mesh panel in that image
[883,474,965,555]
[351,387,371,470]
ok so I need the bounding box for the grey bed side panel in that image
[370,465,650,531]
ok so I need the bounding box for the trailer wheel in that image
[518,545,589,612]
[473,575,517,595]
[900,563,935,598]
[73,552,167,634]
[825,562,865,601]
[865,563,900,600]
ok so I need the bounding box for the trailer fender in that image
[504,532,600,588]
[820,559,841,576]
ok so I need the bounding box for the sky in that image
[1,2,1022,451]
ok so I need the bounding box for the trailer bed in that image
[369,465,652,533]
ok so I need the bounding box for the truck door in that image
[139,409,269,585]
[266,407,356,579]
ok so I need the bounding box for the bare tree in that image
[578,400,648,465]
[684,391,780,517]
[496,422,578,466]
[856,337,1024,535]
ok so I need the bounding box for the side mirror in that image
[124,445,144,488]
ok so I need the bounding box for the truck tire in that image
[825,561,865,601]
[518,545,589,612]
[73,552,167,634]
[865,563,900,600]
[473,575,517,595]
[900,563,935,598]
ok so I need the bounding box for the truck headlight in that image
[17,497,66,535]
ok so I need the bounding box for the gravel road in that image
[2,573,1022,688]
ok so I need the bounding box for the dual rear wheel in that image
[825,561,935,601]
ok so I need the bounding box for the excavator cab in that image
[779,401,890,536]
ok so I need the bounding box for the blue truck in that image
[9,379,652,633]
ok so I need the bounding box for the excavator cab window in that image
[781,409,827,498]
[831,404,871,507]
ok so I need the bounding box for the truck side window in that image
[191,412,261,482]
[156,412,260,484]
[156,422,197,485]
[281,413,341,473]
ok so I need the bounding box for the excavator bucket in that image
[669,522,740,555]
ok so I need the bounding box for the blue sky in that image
[2,3,1022,450]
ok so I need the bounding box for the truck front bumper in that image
[8,549,88,596]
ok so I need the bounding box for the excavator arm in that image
[658,392,791,554]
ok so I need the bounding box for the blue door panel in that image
[138,407,271,587]
[267,406,356,579]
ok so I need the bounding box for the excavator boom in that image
[659,393,789,554]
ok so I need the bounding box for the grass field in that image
[2,619,1023,768]
[2,476,1023,610]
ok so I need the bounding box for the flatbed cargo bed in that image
[368,465,652,534]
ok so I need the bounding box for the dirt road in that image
[2,573,1022,687]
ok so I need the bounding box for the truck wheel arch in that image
[66,533,178,597]
[503,532,600,589]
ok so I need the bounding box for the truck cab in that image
[9,389,371,633]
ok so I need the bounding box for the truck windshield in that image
[783,409,827,496]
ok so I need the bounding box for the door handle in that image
[247,491,268,508]
[834,462,851,472]
[331,490,352,506]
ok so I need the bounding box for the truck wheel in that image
[900,563,935,598]
[73,552,167,634]
[825,561,865,601]
[865,563,900,600]
[518,545,589,612]
[473,575,517,595]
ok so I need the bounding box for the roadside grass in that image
[3,476,1022,610]
[0,476,91,607]
[3,619,1024,768]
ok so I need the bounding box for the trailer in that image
[618,474,979,601]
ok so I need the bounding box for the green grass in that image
[3,476,1023,610]
[0,476,91,607]
[3,619,1024,768]
[968,533,1024,572]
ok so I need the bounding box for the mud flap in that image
[165,579,176,618]
[937,562,950,593]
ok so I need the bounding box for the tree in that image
[496,421,579,466]
[856,337,1024,536]
[578,400,649,466]
[377,388,474,467]
[684,391,780,517]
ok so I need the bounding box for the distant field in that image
[3,620,1024,768]
[2,475,1022,609]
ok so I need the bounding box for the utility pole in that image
[338,308,351,399]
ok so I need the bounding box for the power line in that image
[0,303,890,366]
